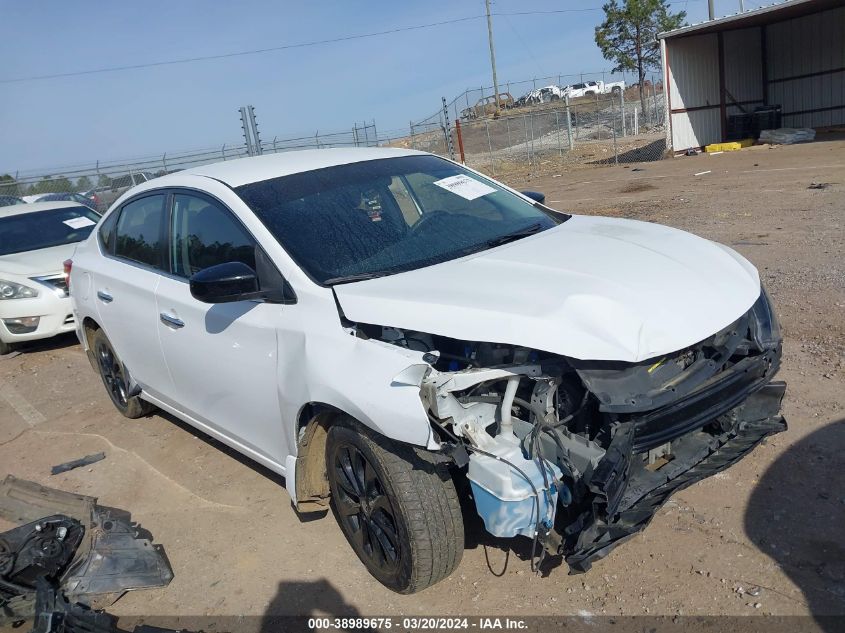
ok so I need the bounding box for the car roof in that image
[146,147,426,189]
[0,200,87,218]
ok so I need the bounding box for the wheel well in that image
[81,317,101,372]
[292,402,347,512]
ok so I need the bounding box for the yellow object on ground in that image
[705,139,755,152]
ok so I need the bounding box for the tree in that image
[97,174,112,188]
[77,175,93,191]
[0,174,18,197]
[28,175,73,195]
[595,0,685,118]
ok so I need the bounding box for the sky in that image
[0,0,732,175]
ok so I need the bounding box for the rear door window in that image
[113,194,167,269]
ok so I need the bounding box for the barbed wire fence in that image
[0,70,668,201]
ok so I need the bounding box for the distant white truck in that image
[565,80,625,99]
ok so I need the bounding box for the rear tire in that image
[91,328,155,419]
[0,339,12,355]
[326,421,463,593]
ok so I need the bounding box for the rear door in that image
[154,190,291,465]
[92,192,173,398]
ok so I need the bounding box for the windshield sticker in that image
[63,216,96,229]
[433,174,497,200]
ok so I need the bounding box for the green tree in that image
[0,174,18,197]
[97,174,112,188]
[28,175,72,195]
[595,0,686,117]
[77,175,93,191]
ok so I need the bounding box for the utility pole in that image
[708,0,715,19]
[485,0,501,109]
[739,0,745,11]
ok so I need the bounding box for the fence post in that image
[372,119,378,146]
[409,122,417,150]
[221,145,227,161]
[506,117,512,150]
[273,136,278,152]
[442,97,455,160]
[620,88,626,137]
[565,96,574,150]
[522,115,531,165]
[555,110,562,157]
[612,124,619,166]
[653,83,659,127]
[162,153,167,174]
[634,107,639,135]
[528,113,535,165]
[484,119,495,175]
[455,119,466,164]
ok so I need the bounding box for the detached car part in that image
[0,476,173,622]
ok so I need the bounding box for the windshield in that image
[0,206,100,256]
[236,155,565,285]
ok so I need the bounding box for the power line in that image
[1,9,609,84]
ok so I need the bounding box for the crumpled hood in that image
[333,215,761,362]
[0,243,77,277]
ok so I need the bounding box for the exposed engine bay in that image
[352,289,787,572]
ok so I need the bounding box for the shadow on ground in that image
[260,578,362,632]
[6,331,79,356]
[588,138,667,166]
[745,418,845,627]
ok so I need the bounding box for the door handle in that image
[96,290,113,303]
[159,313,185,329]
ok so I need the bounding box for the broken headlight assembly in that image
[749,286,781,351]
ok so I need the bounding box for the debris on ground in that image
[50,453,106,476]
[0,475,173,627]
[759,128,816,144]
[694,170,711,176]
[807,182,831,190]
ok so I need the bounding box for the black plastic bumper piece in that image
[631,350,779,452]
[563,381,786,573]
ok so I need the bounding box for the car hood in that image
[0,243,77,277]
[333,215,761,362]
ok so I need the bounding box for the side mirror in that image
[521,190,546,204]
[189,261,263,304]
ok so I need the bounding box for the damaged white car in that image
[69,148,786,593]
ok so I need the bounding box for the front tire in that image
[91,328,155,419]
[326,421,463,593]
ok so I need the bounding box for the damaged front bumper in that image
[563,381,786,572]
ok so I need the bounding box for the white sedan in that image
[0,201,100,354]
[68,148,786,593]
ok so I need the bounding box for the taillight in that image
[63,259,73,292]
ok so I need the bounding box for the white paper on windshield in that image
[433,174,497,200]
[63,216,96,229]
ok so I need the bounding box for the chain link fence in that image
[0,122,384,203]
[1,74,668,206]
[397,84,667,180]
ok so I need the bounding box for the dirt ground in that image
[1,139,843,625]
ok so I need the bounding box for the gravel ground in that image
[0,138,843,628]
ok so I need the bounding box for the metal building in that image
[659,0,845,153]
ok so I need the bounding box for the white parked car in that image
[0,201,100,354]
[69,148,786,593]
[565,80,625,99]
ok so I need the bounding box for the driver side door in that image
[154,191,293,467]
